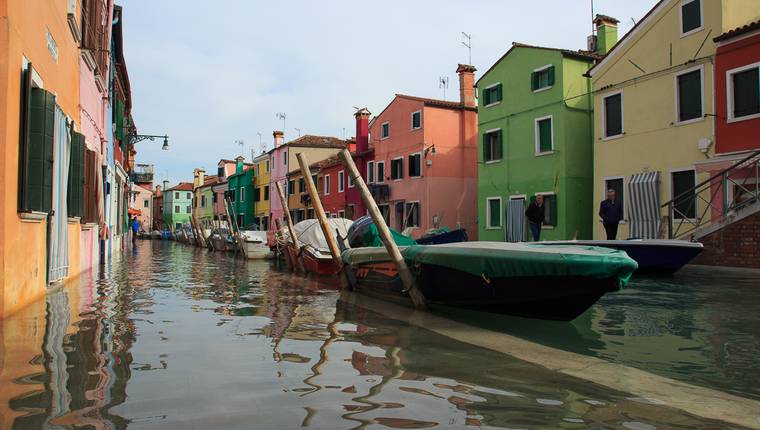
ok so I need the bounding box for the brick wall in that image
[692,210,760,268]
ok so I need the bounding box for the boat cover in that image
[289,218,353,252]
[347,216,416,248]
[342,241,638,287]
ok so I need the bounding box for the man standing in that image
[131,216,140,244]
[525,194,545,241]
[599,189,623,240]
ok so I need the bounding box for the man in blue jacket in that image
[599,189,623,240]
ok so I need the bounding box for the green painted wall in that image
[227,168,255,227]
[477,46,594,241]
[163,187,193,230]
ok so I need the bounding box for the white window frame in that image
[669,167,698,222]
[391,156,404,181]
[680,0,703,38]
[532,64,554,93]
[338,170,345,192]
[380,121,390,139]
[534,191,556,230]
[367,160,375,184]
[411,110,422,130]
[376,160,385,183]
[602,90,625,140]
[404,200,421,228]
[324,174,330,195]
[602,175,627,224]
[485,197,503,229]
[483,127,503,164]
[534,115,555,156]
[484,82,502,107]
[726,61,760,123]
[409,152,422,178]
[673,64,705,126]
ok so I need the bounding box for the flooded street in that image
[1,241,758,429]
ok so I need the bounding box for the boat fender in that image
[481,273,492,285]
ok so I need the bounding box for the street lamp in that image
[127,133,170,150]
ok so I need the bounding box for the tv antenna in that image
[235,139,245,157]
[294,127,301,137]
[439,76,449,100]
[276,112,286,131]
[461,32,472,64]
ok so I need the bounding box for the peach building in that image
[368,64,479,239]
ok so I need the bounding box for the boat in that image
[210,227,235,252]
[346,216,417,248]
[342,242,638,321]
[285,218,353,275]
[416,227,468,245]
[161,229,173,240]
[542,239,703,273]
[238,224,273,259]
[150,230,162,240]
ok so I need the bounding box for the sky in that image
[121,0,656,185]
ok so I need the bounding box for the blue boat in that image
[416,228,468,245]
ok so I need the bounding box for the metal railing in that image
[662,149,760,239]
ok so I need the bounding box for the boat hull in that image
[416,228,468,245]
[243,242,272,259]
[301,249,340,276]
[544,240,703,273]
[349,261,617,321]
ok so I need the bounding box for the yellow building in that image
[589,0,759,240]
[252,152,271,229]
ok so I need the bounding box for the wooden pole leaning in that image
[275,181,305,273]
[296,153,345,273]
[337,149,427,310]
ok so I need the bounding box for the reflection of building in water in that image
[4,272,135,429]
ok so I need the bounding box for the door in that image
[506,197,527,242]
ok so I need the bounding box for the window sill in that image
[485,226,502,230]
[485,102,502,108]
[727,112,760,123]
[680,26,704,39]
[409,175,422,179]
[484,159,502,165]
[19,211,47,222]
[673,116,705,127]
[411,127,421,131]
[81,222,98,230]
[68,217,81,224]
[533,86,552,94]
[601,133,625,142]
[535,151,555,157]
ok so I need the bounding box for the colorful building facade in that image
[252,152,271,230]
[227,156,255,227]
[163,183,193,230]
[368,64,479,239]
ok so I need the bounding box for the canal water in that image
[1,240,758,429]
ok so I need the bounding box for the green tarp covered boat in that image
[342,242,638,321]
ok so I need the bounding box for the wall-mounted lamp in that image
[424,144,436,156]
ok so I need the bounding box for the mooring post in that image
[275,181,305,273]
[337,149,427,310]
[296,153,346,276]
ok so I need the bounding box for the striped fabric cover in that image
[48,106,70,284]
[628,171,661,239]
[506,198,526,242]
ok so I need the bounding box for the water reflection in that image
[0,241,752,429]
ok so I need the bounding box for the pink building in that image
[368,64,479,239]
[268,131,287,227]
[212,159,240,221]
[129,183,153,231]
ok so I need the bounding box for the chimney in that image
[273,130,284,147]
[457,64,477,108]
[235,155,245,174]
[354,108,371,152]
[198,168,205,187]
[163,180,169,195]
[593,14,619,55]
[155,184,162,197]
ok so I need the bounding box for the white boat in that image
[239,229,273,259]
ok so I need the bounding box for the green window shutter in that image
[548,66,555,86]
[68,132,85,217]
[538,119,552,152]
[496,84,503,102]
[483,133,489,161]
[482,88,490,105]
[25,88,56,213]
[496,130,503,159]
[115,101,124,140]
[531,72,538,91]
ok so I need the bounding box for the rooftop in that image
[285,135,347,148]
[168,182,194,192]
[394,94,478,112]
[714,20,760,42]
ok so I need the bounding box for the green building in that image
[163,182,194,231]
[476,40,609,241]
[226,156,255,228]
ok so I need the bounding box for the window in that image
[338,171,345,192]
[531,65,555,92]
[348,173,354,188]
[175,192,179,199]
[676,68,702,122]
[603,92,623,138]
[728,64,760,121]
[681,0,701,35]
[229,190,235,202]
[186,192,191,199]
[411,111,421,129]
[175,205,180,213]
[200,195,206,207]
[254,187,261,202]
[298,178,305,193]
[217,166,224,177]
[535,116,554,154]
[307,208,314,219]
[483,83,502,106]
[240,186,245,202]
[324,174,330,194]
[408,153,422,177]
[536,194,558,227]
[378,204,390,225]
[391,157,404,180]
[381,122,390,139]
[143,199,150,208]
[186,206,191,214]
[283,152,287,165]
[394,202,405,230]
[604,177,625,221]
[486,197,502,229]
[288,179,295,195]
[346,204,355,219]
[213,192,218,203]
[672,170,696,219]
[405,202,420,228]
[266,160,269,172]
[264,185,269,201]
[376,161,385,183]
[238,214,244,227]
[367,161,375,183]
[483,129,502,162]
[338,210,345,218]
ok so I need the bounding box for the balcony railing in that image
[662,149,760,239]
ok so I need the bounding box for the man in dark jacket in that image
[525,195,545,241]
[599,189,623,240]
